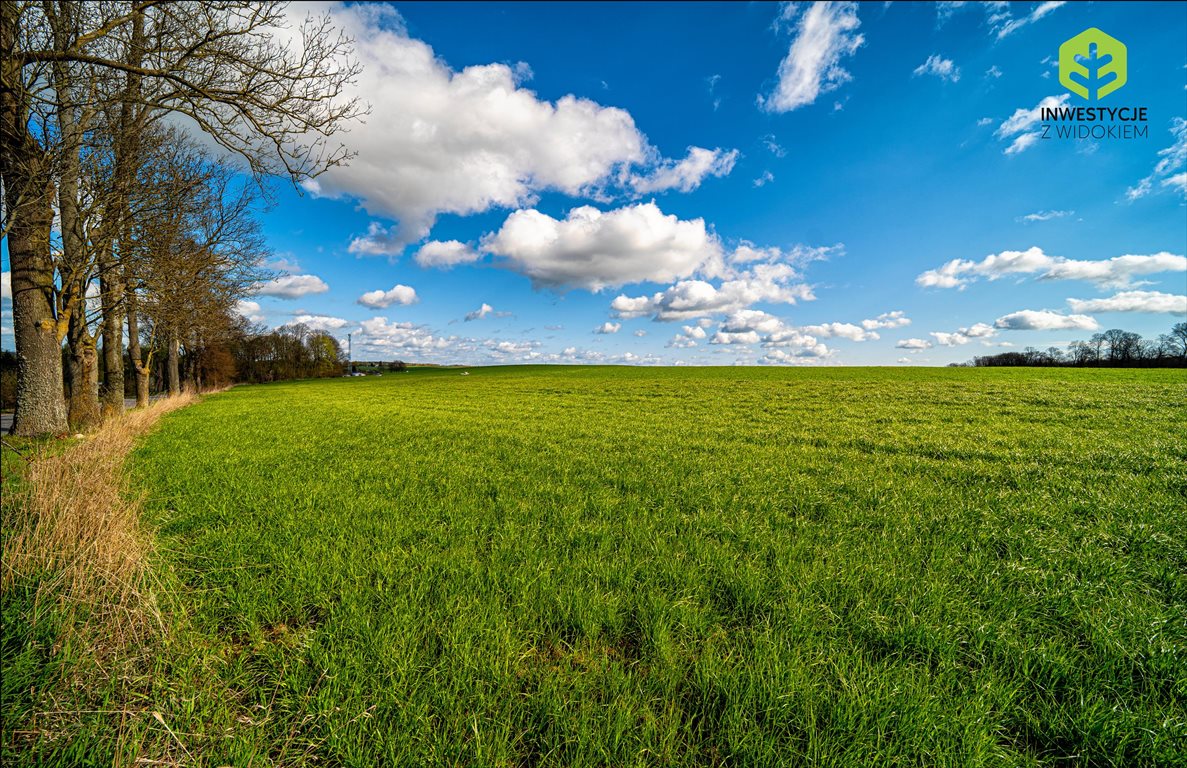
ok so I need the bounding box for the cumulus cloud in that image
[761,1,864,113]
[753,170,775,188]
[256,274,330,299]
[861,310,911,330]
[595,321,621,334]
[802,322,879,341]
[300,3,734,255]
[993,309,1099,331]
[358,284,418,309]
[285,314,350,331]
[996,94,1068,155]
[611,266,814,321]
[930,331,972,346]
[357,316,454,353]
[1018,209,1074,222]
[1127,118,1187,201]
[914,54,960,83]
[1066,290,1187,315]
[629,147,739,194]
[916,247,1187,290]
[414,240,481,268]
[706,310,831,360]
[482,202,719,290]
[608,242,835,322]
[233,299,264,323]
[1,271,10,301]
[896,338,933,350]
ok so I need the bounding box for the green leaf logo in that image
[1059,28,1127,102]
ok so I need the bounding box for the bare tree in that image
[3,1,363,435]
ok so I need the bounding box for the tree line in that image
[963,323,1187,367]
[2,2,362,435]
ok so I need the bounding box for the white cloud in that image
[927,322,998,347]
[1042,253,1187,286]
[595,321,621,334]
[300,3,734,255]
[763,135,786,157]
[357,316,454,353]
[358,284,418,309]
[753,170,775,188]
[762,1,864,113]
[633,329,647,337]
[914,54,961,83]
[1127,118,1187,201]
[233,299,264,323]
[482,202,720,291]
[285,314,350,332]
[629,147,739,194]
[608,242,835,322]
[1066,291,1187,315]
[709,310,831,359]
[996,94,1068,155]
[611,266,814,321]
[940,1,1063,40]
[465,303,494,322]
[861,310,911,330]
[916,247,1187,290]
[977,117,995,127]
[256,274,330,299]
[995,1,1066,40]
[1,271,10,301]
[930,331,971,346]
[1003,133,1039,155]
[761,348,829,365]
[414,240,481,268]
[1018,209,1074,222]
[962,322,997,338]
[896,338,933,350]
[802,322,878,341]
[986,65,1002,78]
[993,309,1099,331]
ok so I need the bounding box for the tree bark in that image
[99,238,125,417]
[6,173,67,436]
[126,283,151,407]
[100,7,145,419]
[167,330,181,396]
[2,4,67,436]
[67,313,100,431]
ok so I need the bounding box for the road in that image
[2,397,157,434]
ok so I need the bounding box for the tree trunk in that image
[167,330,181,396]
[126,284,151,407]
[66,304,101,431]
[2,5,67,436]
[100,8,144,418]
[100,238,125,417]
[6,174,67,436]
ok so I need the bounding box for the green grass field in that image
[15,366,1187,766]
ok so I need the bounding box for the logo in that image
[1059,28,1127,102]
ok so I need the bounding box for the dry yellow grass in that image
[2,394,197,635]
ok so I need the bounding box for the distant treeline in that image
[203,321,349,387]
[961,322,1187,368]
[1,321,348,414]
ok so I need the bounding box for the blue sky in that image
[3,1,1186,365]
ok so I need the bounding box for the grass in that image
[6,366,1187,766]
